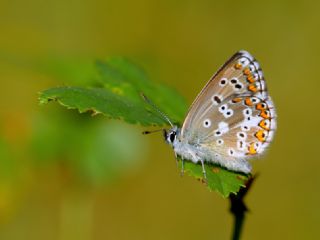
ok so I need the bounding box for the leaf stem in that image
[229,175,256,240]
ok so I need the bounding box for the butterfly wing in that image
[180,51,276,170]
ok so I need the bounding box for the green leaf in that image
[179,160,250,198]
[39,57,187,126]
[38,56,249,197]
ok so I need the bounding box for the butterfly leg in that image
[200,158,207,181]
[174,152,179,168]
[180,157,185,177]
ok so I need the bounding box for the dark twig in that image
[229,174,257,240]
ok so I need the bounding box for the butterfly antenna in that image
[140,93,174,127]
[142,129,163,135]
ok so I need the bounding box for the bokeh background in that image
[0,0,319,239]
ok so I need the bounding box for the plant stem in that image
[229,175,256,240]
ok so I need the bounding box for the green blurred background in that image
[0,0,319,239]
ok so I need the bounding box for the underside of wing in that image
[181,50,268,138]
[179,50,276,169]
[200,95,276,159]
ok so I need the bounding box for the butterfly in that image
[144,50,276,178]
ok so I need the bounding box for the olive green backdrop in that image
[0,0,319,239]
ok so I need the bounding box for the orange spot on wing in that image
[232,97,242,103]
[248,84,258,92]
[256,103,267,110]
[247,75,255,83]
[260,110,270,119]
[244,97,253,106]
[243,68,251,75]
[259,120,270,130]
[247,142,257,155]
[234,63,242,69]
[255,130,266,142]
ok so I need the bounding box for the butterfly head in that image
[164,126,180,146]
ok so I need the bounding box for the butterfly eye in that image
[169,132,176,142]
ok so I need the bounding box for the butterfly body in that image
[165,126,252,173]
[164,50,276,175]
